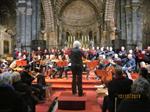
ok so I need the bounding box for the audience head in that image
[142,50,146,54]
[109,47,113,51]
[114,54,119,58]
[0,72,12,85]
[23,55,26,60]
[139,67,148,79]
[101,47,104,51]
[140,61,146,68]
[106,46,109,50]
[37,46,41,50]
[127,54,132,59]
[114,68,123,78]
[135,46,139,50]
[18,52,22,58]
[45,55,50,59]
[37,55,41,60]
[92,47,95,50]
[12,71,21,83]
[147,46,150,51]
[121,46,125,51]
[96,46,99,50]
[73,41,81,48]
[132,77,150,99]
[129,49,133,54]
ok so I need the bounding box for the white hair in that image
[132,77,150,99]
[109,47,113,51]
[73,41,81,48]
[11,71,21,83]
[140,61,146,68]
[121,46,125,51]
[129,49,133,54]
[0,72,12,85]
[128,54,132,59]
[114,54,118,58]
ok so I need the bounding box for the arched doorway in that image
[59,0,99,48]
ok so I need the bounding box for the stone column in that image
[26,0,32,52]
[31,0,41,40]
[96,27,100,46]
[58,25,62,46]
[120,0,126,40]
[16,9,21,51]
[136,6,143,49]
[132,1,142,49]
[132,2,138,44]
[19,6,26,50]
[125,0,132,50]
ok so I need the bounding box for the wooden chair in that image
[86,60,99,79]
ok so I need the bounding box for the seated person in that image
[12,71,38,112]
[0,72,25,112]
[102,68,133,112]
[122,54,136,79]
[117,75,150,112]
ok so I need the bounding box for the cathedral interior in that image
[0,0,150,55]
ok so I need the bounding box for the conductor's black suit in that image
[69,47,85,96]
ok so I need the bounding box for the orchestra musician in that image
[122,54,136,79]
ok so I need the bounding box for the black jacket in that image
[108,77,133,99]
[106,77,133,112]
[117,98,150,112]
[69,47,85,66]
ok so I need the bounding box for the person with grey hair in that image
[11,71,38,112]
[117,75,150,112]
[69,40,86,96]
[11,71,21,84]
[0,72,13,86]
[0,72,26,112]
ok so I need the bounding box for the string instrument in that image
[96,62,116,84]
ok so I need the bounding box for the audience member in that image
[117,76,150,112]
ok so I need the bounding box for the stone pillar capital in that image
[131,3,141,12]
[18,7,26,15]
[125,4,131,10]
[26,8,32,15]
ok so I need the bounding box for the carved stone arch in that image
[101,0,116,46]
[58,0,100,19]
[41,0,57,47]
[104,0,116,22]
[41,0,55,32]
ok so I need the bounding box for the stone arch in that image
[58,0,100,18]
[41,0,57,47]
[57,0,100,47]
[55,0,104,25]
[41,0,55,32]
[104,0,116,21]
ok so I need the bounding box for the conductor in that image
[69,41,86,96]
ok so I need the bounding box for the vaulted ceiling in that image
[0,0,16,29]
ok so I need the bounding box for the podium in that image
[58,92,86,110]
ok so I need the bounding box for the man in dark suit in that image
[69,41,86,96]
